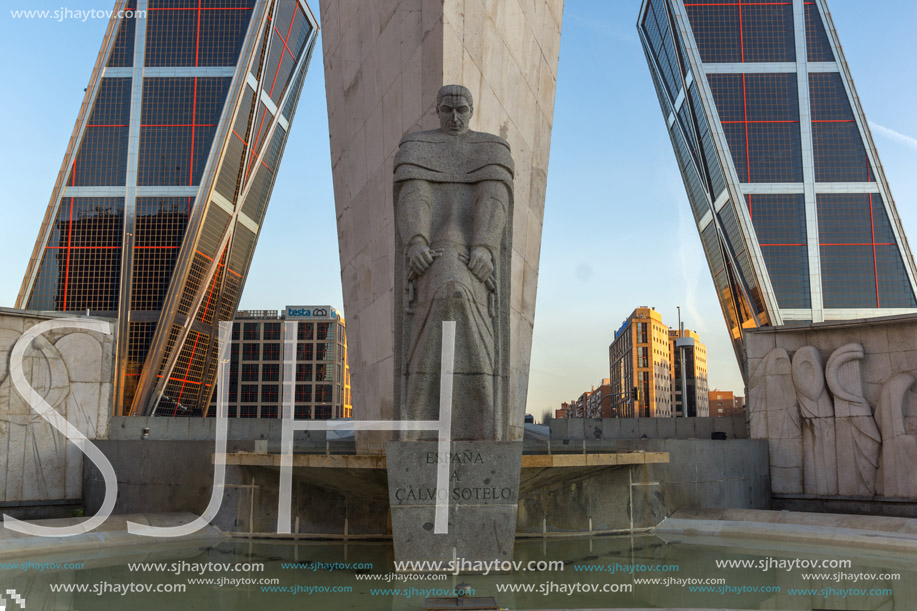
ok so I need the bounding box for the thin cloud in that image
[869,121,917,151]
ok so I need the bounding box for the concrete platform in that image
[656,508,917,554]
[219,451,670,503]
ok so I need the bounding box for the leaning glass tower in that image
[638,0,917,364]
[17,0,318,416]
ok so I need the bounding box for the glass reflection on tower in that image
[18,0,319,416]
[637,0,917,368]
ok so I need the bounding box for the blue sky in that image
[1,1,916,417]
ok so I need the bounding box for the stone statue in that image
[393,85,514,441]
[749,347,802,494]
[875,373,917,498]
[791,347,838,496]
[825,344,881,497]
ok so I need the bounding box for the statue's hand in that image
[408,243,435,276]
[467,246,494,282]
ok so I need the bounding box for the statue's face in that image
[438,95,472,135]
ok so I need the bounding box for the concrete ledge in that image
[0,512,224,560]
[551,415,748,440]
[773,493,917,519]
[221,452,387,469]
[219,451,670,469]
[656,508,917,553]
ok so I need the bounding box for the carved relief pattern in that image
[792,347,837,496]
[749,348,802,494]
[0,318,112,504]
[876,373,917,498]
[750,339,917,500]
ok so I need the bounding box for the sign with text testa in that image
[285,305,337,319]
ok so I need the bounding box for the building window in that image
[316,322,331,340]
[261,384,278,403]
[316,384,333,402]
[261,405,278,419]
[231,324,240,341]
[296,363,312,381]
[297,343,313,361]
[298,322,313,340]
[262,363,279,382]
[294,405,311,420]
[241,363,259,381]
[263,343,280,361]
[239,405,258,418]
[263,322,281,340]
[243,322,260,340]
[240,384,258,402]
[315,343,330,361]
[242,343,259,361]
[295,384,312,402]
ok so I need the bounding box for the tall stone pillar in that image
[321,0,563,452]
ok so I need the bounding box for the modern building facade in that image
[669,328,709,417]
[17,1,319,416]
[203,305,351,419]
[638,0,917,365]
[609,307,674,418]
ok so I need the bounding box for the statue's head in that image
[436,84,473,135]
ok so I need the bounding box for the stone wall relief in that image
[749,348,802,494]
[792,347,837,496]
[751,342,917,499]
[0,324,111,504]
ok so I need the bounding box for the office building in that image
[17,1,319,416]
[638,0,917,366]
[669,328,709,417]
[204,305,351,420]
[609,307,674,418]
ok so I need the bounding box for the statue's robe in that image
[393,129,514,440]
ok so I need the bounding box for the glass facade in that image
[638,0,917,366]
[208,311,352,420]
[18,0,319,416]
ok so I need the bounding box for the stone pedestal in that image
[386,440,522,567]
